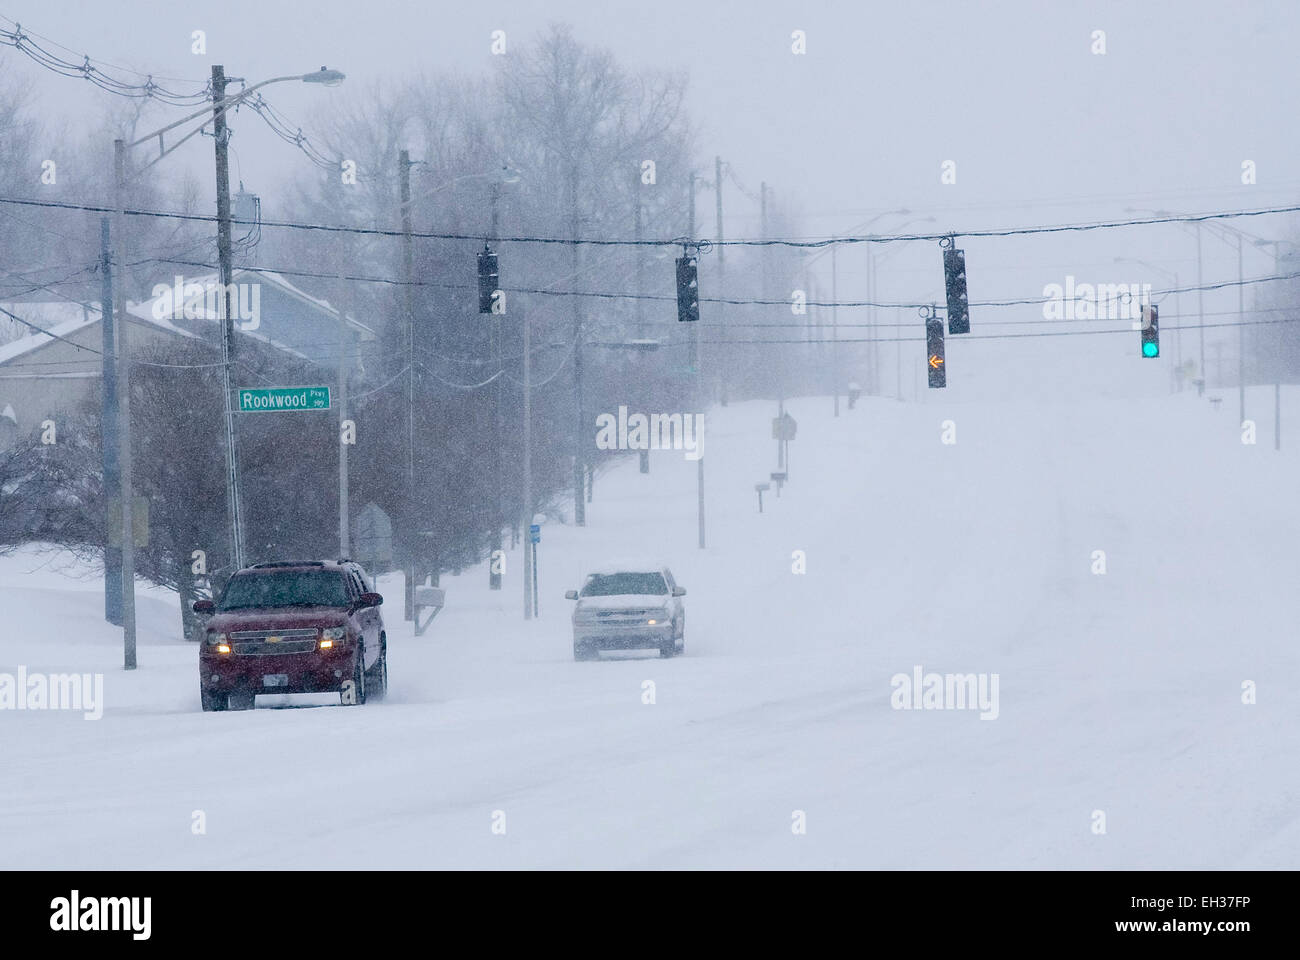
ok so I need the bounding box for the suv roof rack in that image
[250,560,327,569]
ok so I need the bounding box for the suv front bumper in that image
[200,645,356,696]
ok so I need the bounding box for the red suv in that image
[194,560,387,711]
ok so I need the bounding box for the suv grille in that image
[233,640,317,656]
[228,628,319,656]
[591,609,651,624]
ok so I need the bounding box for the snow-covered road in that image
[3,382,1299,868]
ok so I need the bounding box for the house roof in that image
[0,299,198,368]
[0,266,373,370]
[0,303,102,366]
[130,269,375,338]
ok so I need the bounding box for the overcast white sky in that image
[4,0,1299,390]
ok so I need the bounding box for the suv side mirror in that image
[564,590,578,600]
[193,599,215,614]
[672,586,686,597]
[359,592,383,607]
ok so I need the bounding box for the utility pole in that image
[777,395,785,469]
[335,165,351,557]
[489,176,504,590]
[761,181,770,399]
[634,169,645,340]
[1195,222,1206,394]
[335,284,350,555]
[870,248,880,396]
[1275,381,1281,451]
[212,65,245,570]
[635,167,649,474]
[99,216,122,626]
[831,236,839,417]
[112,140,136,670]
[1237,233,1245,426]
[399,150,419,611]
[570,163,586,526]
[715,155,726,407]
[689,172,705,549]
[523,291,533,619]
[1174,271,1183,382]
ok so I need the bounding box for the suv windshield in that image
[219,569,351,610]
[581,572,667,597]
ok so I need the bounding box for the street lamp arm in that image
[127,75,304,150]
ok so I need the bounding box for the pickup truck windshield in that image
[581,572,667,597]
[219,570,351,610]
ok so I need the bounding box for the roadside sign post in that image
[106,496,150,548]
[529,523,540,617]
[413,584,446,637]
[771,413,796,479]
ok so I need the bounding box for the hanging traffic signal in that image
[943,245,969,334]
[926,317,946,388]
[477,245,499,314]
[1140,304,1159,357]
[676,254,699,322]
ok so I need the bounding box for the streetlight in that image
[803,209,928,413]
[1133,212,1269,419]
[111,65,344,668]
[1127,206,1208,392]
[872,216,935,401]
[1253,237,1300,450]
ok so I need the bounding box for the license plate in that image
[262,674,289,688]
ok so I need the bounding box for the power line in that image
[0,18,211,105]
[149,255,1300,315]
[6,193,1300,249]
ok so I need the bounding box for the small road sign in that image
[529,524,541,544]
[772,413,797,441]
[238,386,331,413]
[107,496,149,548]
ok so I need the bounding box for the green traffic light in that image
[1142,342,1159,358]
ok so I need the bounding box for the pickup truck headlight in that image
[319,626,347,650]
[206,631,226,646]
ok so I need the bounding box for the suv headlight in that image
[206,631,230,654]
[319,626,347,649]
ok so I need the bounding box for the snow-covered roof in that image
[0,298,204,368]
[0,305,100,366]
[129,270,374,336]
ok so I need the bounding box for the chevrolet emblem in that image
[266,636,282,644]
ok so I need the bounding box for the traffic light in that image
[926,317,946,388]
[676,254,699,322]
[1140,304,1159,358]
[477,245,499,314]
[943,246,969,334]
